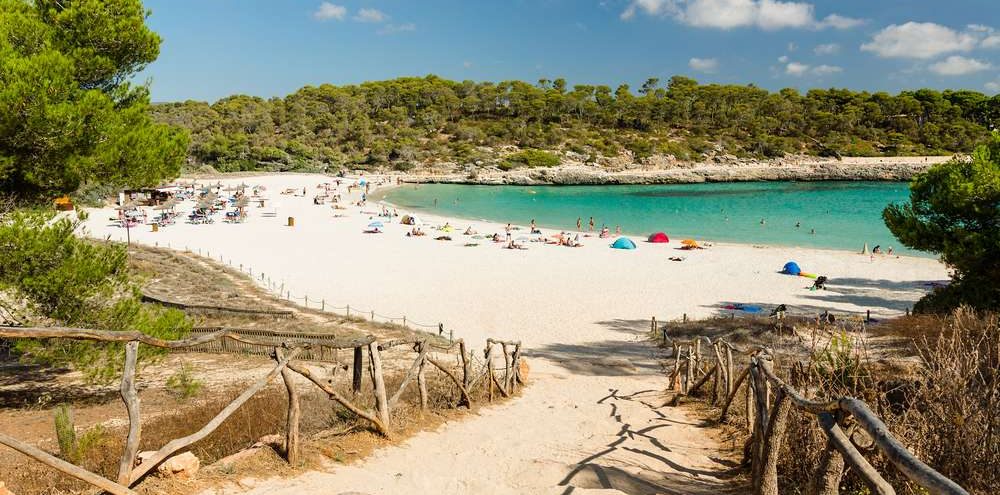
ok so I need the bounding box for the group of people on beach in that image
[575,217,622,239]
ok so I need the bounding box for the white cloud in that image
[986,80,1000,94]
[812,64,843,75]
[928,55,992,76]
[463,61,473,69]
[621,0,862,31]
[818,14,864,30]
[688,57,719,73]
[756,0,814,30]
[785,62,810,76]
[377,23,416,35]
[782,61,842,77]
[354,8,388,23]
[983,34,1000,49]
[313,2,346,21]
[814,43,840,55]
[777,55,789,63]
[861,22,978,59]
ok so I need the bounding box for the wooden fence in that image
[140,292,294,319]
[0,325,524,495]
[664,334,969,495]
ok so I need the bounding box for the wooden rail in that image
[141,292,294,318]
[0,325,525,492]
[663,333,969,495]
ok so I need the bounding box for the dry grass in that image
[676,308,999,495]
[4,355,511,495]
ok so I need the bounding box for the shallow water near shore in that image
[376,181,923,255]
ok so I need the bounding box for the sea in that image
[375,181,923,255]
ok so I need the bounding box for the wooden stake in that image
[368,341,390,426]
[280,363,301,465]
[759,390,792,495]
[417,347,429,410]
[118,341,141,486]
[352,346,363,394]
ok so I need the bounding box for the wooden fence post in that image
[459,340,471,389]
[694,339,702,377]
[117,341,141,486]
[368,341,390,427]
[280,358,301,465]
[417,344,428,410]
[684,345,694,394]
[670,342,680,390]
[750,359,771,493]
[501,342,513,393]
[759,390,791,495]
[725,345,734,399]
[352,346,364,394]
[485,343,495,402]
[808,428,847,495]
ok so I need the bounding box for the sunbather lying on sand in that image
[464,226,477,235]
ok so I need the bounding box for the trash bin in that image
[288,216,295,227]
[151,223,159,232]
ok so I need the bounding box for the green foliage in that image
[53,404,107,464]
[884,132,1000,312]
[165,363,203,400]
[0,0,187,198]
[54,404,77,462]
[151,76,999,171]
[502,149,560,170]
[0,209,191,382]
[812,331,869,391]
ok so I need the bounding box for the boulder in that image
[157,452,200,477]
[518,358,530,382]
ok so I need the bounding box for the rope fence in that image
[147,242,454,341]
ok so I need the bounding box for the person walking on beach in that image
[589,217,595,232]
[577,217,582,231]
[505,223,512,242]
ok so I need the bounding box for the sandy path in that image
[84,174,946,494]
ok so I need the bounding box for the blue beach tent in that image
[782,261,801,275]
[611,237,637,250]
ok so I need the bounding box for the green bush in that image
[166,363,203,400]
[502,149,560,170]
[54,405,77,462]
[0,210,191,382]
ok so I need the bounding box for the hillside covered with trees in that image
[153,75,1000,173]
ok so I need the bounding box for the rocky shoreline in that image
[402,158,950,186]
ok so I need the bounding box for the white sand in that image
[83,174,947,494]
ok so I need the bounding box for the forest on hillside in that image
[152,75,1000,173]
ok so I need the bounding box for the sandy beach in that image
[82,174,948,494]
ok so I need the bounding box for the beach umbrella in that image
[648,232,670,243]
[368,221,384,229]
[515,235,532,242]
[681,239,699,248]
[610,237,637,250]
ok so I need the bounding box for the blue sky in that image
[139,0,1000,102]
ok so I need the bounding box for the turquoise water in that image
[376,182,921,255]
